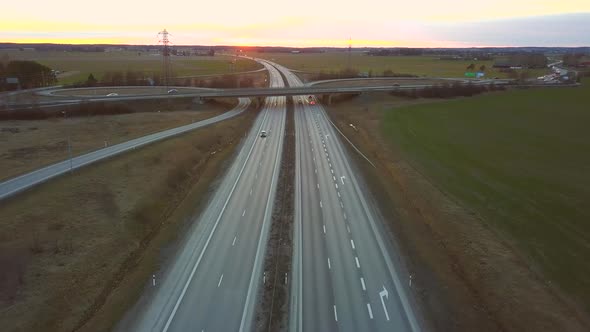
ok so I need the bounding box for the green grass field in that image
[252,52,548,79]
[0,50,262,84]
[383,80,590,309]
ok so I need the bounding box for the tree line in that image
[0,60,57,91]
[310,68,417,80]
[77,71,257,89]
[391,82,505,99]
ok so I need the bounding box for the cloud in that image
[425,13,590,46]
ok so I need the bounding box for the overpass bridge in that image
[2,80,510,110]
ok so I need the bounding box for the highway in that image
[119,60,286,332]
[4,80,510,110]
[272,62,421,332]
[0,98,250,201]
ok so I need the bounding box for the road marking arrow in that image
[379,285,390,321]
[340,176,346,184]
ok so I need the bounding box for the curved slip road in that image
[119,60,286,332]
[273,62,422,332]
[0,98,250,201]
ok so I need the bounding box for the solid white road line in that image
[355,257,361,269]
[361,277,366,291]
[351,239,356,250]
[367,303,374,319]
[161,103,270,332]
[217,274,224,288]
[333,305,338,322]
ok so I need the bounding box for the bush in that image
[392,82,499,99]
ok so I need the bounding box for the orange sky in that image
[2,1,589,46]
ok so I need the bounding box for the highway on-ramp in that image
[273,62,421,332]
[119,60,286,332]
[0,98,251,201]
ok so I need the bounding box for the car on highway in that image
[106,93,119,97]
[260,130,267,138]
[167,89,178,94]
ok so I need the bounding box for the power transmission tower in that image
[347,37,352,69]
[158,29,172,91]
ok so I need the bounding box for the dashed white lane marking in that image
[333,305,338,322]
[331,169,334,174]
[343,213,347,220]
[323,224,326,234]
[327,258,331,270]
[217,274,224,287]
[367,303,374,319]
[335,183,339,189]
[313,157,315,162]
[326,153,329,157]
[315,168,317,174]
[317,183,319,189]
[337,192,341,198]
[351,239,356,250]
[329,163,332,167]
[333,176,336,181]
[249,188,252,196]
[360,277,366,291]
[347,225,351,233]
[320,200,323,208]
[328,157,331,162]
[255,173,258,179]
[340,201,344,208]
[355,256,361,269]
[242,209,246,217]
[232,236,237,246]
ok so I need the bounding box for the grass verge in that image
[325,88,590,331]
[0,103,259,332]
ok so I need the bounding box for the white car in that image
[167,89,178,94]
[260,130,267,138]
[106,93,119,97]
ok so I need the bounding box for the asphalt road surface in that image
[0,98,251,201]
[272,62,422,332]
[119,60,286,332]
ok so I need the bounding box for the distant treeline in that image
[0,60,57,91]
[392,82,505,99]
[73,71,257,89]
[310,68,417,80]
